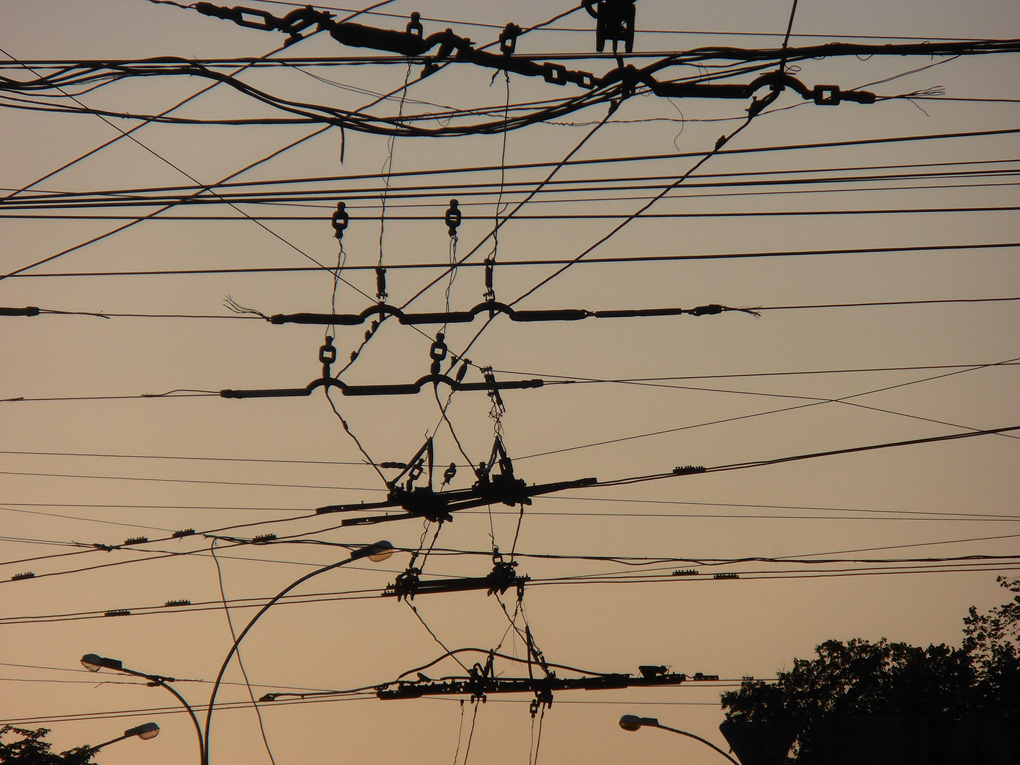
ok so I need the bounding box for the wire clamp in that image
[529,687,554,717]
[389,567,421,601]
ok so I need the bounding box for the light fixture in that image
[617,714,740,765]
[90,722,160,752]
[350,540,394,562]
[126,722,160,741]
[78,653,204,763]
[81,653,122,672]
[620,714,658,731]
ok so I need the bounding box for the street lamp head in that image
[81,653,122,672]
[349,540,394,562]
[125,722,160,741]
[620,714,659,731]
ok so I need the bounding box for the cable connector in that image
[691,304,724,316]
[812,85,876,105]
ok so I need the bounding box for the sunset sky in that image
[2,1,1019,763]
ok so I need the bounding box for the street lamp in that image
[90,721,160,752]
[81,653,204,763]
[204,540,393,763]
[82,540,392,765]
[619,714,741,765]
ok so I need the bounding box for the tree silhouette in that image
[963,576,1020,721]
[721,577,1020,763]
[0,727,95,765]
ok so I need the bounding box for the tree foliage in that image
[721,577,1020,762]
[962,576,1020,719]
[0,727,95,765]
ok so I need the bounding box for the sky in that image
[2,1,1019,763]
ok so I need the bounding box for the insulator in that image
[331,201,349,241]
[444,199,462,237]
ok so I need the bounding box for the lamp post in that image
[203,540,393,764]
[89,721,160,752]
[82,540,392,765]
[619,714,741,765]
[81,652,204,763]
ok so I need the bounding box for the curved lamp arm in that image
[81,654,203,763]
[204,541,392,764]
[90,722,160,752]
[619,715,740,765]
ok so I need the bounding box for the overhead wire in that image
[7,2,1020,750]
[209,539,280,765]
[7,240,1015,282]
[0,6,457,285]
[6,140,1017,212]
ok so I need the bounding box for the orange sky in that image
[2,2,1019,763]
